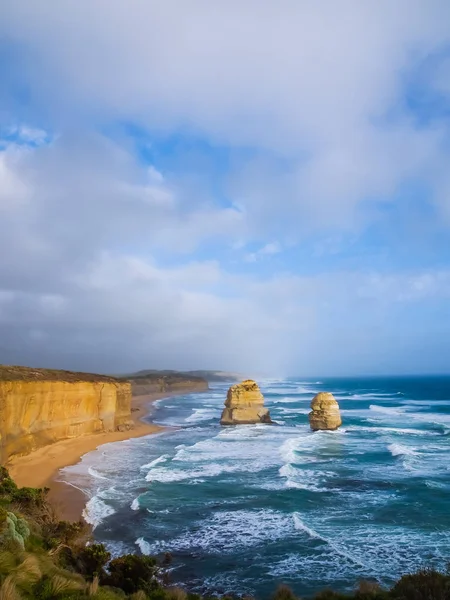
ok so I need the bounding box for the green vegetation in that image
[0,467,448,599]
[0,364,126,383]
[126,370,241,383]
[128,371,209,396]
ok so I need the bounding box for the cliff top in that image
[129,372,204,384]
[0,364,126,383]
[127,369,241,382]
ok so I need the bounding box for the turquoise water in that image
[60,377,450,598]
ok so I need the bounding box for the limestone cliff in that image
[309,392,342,431]
[220,379,272,425]
[0,365,133,463]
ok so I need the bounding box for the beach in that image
[7,391,180,521]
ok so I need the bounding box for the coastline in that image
[7,390,191,522]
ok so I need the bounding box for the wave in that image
[135,537,152,555]
[369,405,405,415]
[297,386,320,394]
[387,443,418,457]
[87,467,109,480]
[131,497,140,511]
[400,400,449,406]
[425,480,447,489]
[185,408,218,423]
[82,496,115,529]
[140,454,169,470]
[276,407,310,414]
[279,463,333,492]
[293,512,325,540]
[146,462,243,483]
[347,425,430,436]
[270,397,307,404]
[292,513,370,570]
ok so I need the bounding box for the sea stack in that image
[220,379,272,425]
[309,392,342,431]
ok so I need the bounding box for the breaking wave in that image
[82,496,115,529]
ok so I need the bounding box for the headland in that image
[2,365,209,521]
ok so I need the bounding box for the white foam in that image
[279,463,333,492]
[146,460,263,483]
[347,425,430,435]
[131,497,140,510]
[140,454,169,470]
[388,443,418,457]
[369,405,405,415]
[425,480,447,489]
[88,467,109,480]
[269,396,306,404]
[82,496,115,529]
[275,407,309,415]
[185,408,218,423]
[135,537,152,555]
[293,512,324,540]
[137,509,300,555]
[296,386,319,394]
[279,438,303,463]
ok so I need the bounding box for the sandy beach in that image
[7,391,182,521]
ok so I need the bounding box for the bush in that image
[0,511,31,550]
[389,568,450,600]
[273,584,299,600]
[0,467,18,497]
[78,543,112,578]
[104,553,160,595]
[13,485,49,507]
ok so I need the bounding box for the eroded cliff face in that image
[0,366,132,463]
[220,379,272,425]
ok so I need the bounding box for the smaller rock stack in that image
[220,379,272,425]
[308,392,342,431]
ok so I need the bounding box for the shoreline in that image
[7,389,197,522]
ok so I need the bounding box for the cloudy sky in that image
[1,1,450,377]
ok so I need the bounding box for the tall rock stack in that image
[220,380,272,425]
[309,392,342,431]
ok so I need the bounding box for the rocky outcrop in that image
[309,392,342,431]
[220,379,272,425]
[0,365,133,463]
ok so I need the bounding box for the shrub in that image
[273,584,299,600]
[12,485,49,508]
[0,467,18,497]
[47,520,85,546]
[354,579,389,599]
[314,590,350,599]
[389,568,450,600]
[0,512,31,550]
[104,553,160,595]
[78,543,112,578]
[165,587,188,600]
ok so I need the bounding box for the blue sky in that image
[0,1,450,376]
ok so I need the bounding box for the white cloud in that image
[2,1,450,233]
[245,242,282,262]
[5,125,49,146]
[1,3,450,374]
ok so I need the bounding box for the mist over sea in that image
[59,377,450,598]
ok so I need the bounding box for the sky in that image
[1,1,450,377]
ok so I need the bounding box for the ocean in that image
[58,377,450,598]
